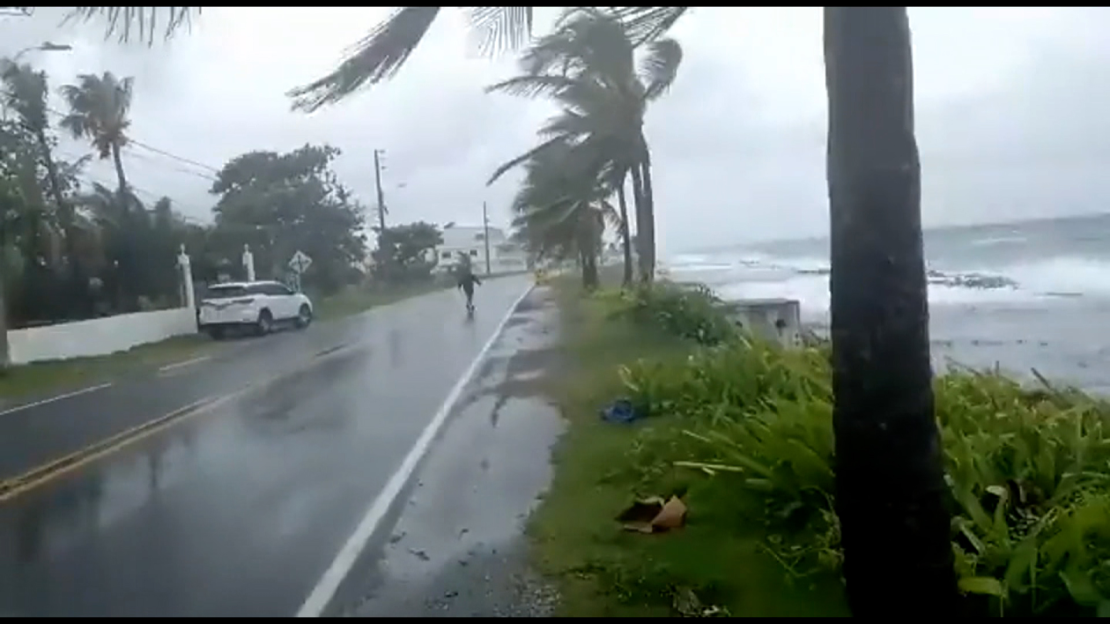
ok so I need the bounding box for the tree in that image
[1,62,74,243]
[60,72,136,193]
[483,8,682,284]
[371,221,442,284]
[509,140,613,289]
[209,144,367,295]
[824,7,957,616]
[75,182,161,311]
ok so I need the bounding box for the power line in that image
[128,139,219,175]
[3,86,225,182]
[37,103,222,182]
[122,146,218,184]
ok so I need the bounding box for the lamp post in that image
[12,41,72,63]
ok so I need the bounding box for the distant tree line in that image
[0,61,373,329]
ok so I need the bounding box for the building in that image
[431,224,528,275]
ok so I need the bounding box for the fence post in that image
[177,245,195,311]
[242,244,256,282]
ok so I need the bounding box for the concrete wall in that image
[722,298,803,349]
[8,307,198,364]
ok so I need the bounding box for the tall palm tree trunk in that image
[616,179,633,287]
[33,131,85,313]
[824,7,958,617]
[0,271,8,371]
[629,164,650,283]
[111,142,128,193]
[34,131,72,234]
[577,211,600,291]
[637,148,657,283]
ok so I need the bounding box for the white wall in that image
[9,308,198,364]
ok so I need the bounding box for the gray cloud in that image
[3,8,1108,256]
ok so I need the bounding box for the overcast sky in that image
[3,7,1110,256]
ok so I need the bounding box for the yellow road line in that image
[0,344,364,503]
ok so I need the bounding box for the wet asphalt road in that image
[334,285,565,617]
[0,276,535,617]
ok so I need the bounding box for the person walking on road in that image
[457,263,482,313]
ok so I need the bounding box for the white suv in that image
[197,280,314,339]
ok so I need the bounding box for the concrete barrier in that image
[8,308,198,364]
[722,298,803,349]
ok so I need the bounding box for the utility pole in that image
[0,283,8,373]
[482,201,492,276]
[373,149,387,233]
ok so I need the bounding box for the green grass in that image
[312,280,449,322]
[0,334,217,402]
[528,273,850,617]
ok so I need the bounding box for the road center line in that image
[0,382,114,418]
[0,341,371,503]
[295,282,536,618]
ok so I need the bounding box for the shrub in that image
[616,336,1110,617]
[600,281,739,347]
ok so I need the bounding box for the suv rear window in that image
[205,285,249,299]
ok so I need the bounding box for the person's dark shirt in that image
[457,271,482,289]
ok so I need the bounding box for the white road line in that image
[296,282,536,618]
[157,355,212,374]
[0,382,114,417]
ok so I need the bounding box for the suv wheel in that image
[256,310,273,336]
[295,304,312,329]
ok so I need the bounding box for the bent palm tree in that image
[510,140,613,289]
[60,72,135,194]
[823,7,957,616]
[485,8,682,283]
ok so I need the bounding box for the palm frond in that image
[287,7,441,113]
[484,74,578,99]
[64,7,200,46]
[607,6,690,47]
[464,7,533,57]
[486,134,569,186]
[640,38,683,101]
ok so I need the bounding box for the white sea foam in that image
[663,248,1110,322]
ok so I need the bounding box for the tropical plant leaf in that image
[608,6,690,47]
[464,6,533,57]
[287,7,442,113]
[640,38,683,101]
[64,7,200,46]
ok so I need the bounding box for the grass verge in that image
[0,334,217,402]
[531,270,1110,617]
[312,280,449,322]
[527,273,849,617]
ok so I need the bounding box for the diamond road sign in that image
[288,250,312,274]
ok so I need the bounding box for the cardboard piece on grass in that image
[617,495,687,534]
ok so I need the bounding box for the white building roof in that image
[440,224,506,248]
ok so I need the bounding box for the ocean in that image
[666,212,1110,394]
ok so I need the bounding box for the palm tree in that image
[483,8,681,284]
[60,72,136,194]
[823,7,957,616]
[0,62,76,255]
[509,140,613,289]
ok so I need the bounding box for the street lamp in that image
[11,41,72,63]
